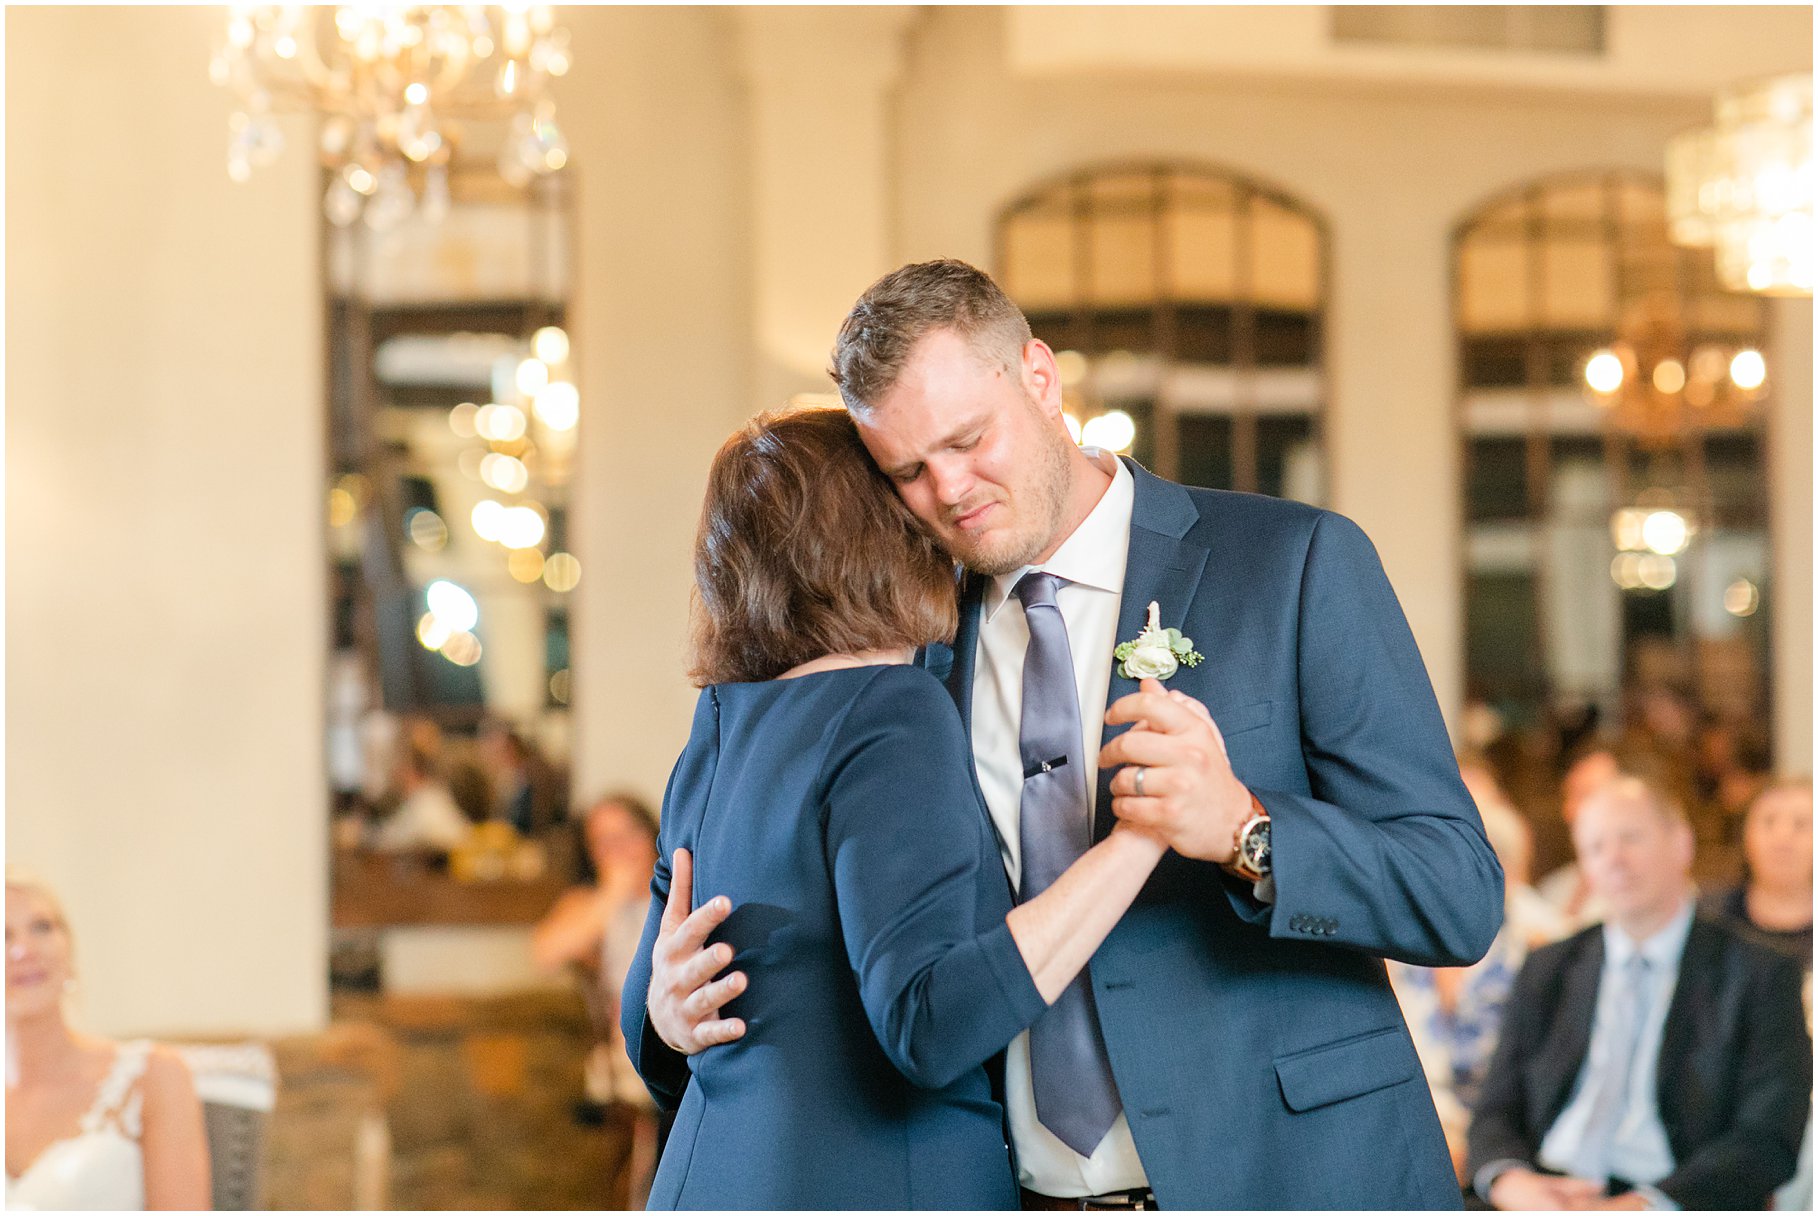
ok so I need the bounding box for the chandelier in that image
[212,6,572,230]
[1582,294,1769,594]
[1667,73,1814,296]
[1581,293,1767,450]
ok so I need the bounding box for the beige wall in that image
[1006,6,1813,97]
[6,8,327,1036]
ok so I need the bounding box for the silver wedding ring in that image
[1133,766,1148,797]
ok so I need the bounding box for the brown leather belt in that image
[1020,1187,1157,1211]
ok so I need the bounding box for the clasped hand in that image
[1488,1167,1647,1210]
[1100,677,1255,864]
[648,679,1257,1053]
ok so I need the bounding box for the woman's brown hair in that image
[690,405,957,685]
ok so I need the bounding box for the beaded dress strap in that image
[78,1040,152,1140]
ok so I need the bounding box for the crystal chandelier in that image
[1581,294,1769,593]
[1581,293,1767,449]
[212,5,572,230]
[1667,73,1814,296]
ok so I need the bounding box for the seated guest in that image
[1700,779,1814,1214]
[6,869,212,1210]
[1699,780,1813,970]
[1468,778,1810,1210]
[1393,763,1567,1180]
[371,740,473,855]
[1535,746,1620,930]
[483,723,567,836]
[533,793,662,1204]
[533,795,662,1104]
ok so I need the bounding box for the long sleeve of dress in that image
[821,668,1050,1091]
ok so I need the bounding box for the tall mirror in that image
[323,161,581,961]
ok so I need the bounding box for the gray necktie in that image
[1568,952,1656,1182]
[1014,571,1122,1157]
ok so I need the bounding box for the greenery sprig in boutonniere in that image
[1114,601,1204,680]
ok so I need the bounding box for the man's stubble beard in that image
[949,422,1075,577]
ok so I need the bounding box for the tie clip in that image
[1023,755,1069,780]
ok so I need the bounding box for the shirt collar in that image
[982,452,1134,623]
[1602,896,1696,974]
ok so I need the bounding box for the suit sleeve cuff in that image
[1473,1159,1528,1205]
[978,916,1051,1026]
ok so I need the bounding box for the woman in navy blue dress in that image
[622,406,1166,1210]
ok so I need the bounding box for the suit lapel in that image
[946,570,986,738]
[1655,917,1719,1137]
[1093,461,1209,842]
[1540,933,1607,1127]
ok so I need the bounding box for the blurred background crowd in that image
[7,4,1812,1209]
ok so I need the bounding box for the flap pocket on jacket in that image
[1210,699,1273,739]
[1273,1026,1419,1113]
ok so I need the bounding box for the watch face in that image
[1243,819,1272,873]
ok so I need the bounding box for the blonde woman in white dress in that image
[5,870,210,1210]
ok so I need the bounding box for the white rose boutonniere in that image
[1113,601,1204,681]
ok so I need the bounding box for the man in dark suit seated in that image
[1467,776,1810,1211]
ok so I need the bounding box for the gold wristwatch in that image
[1225,794,1272,883]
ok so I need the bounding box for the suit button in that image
[1289,916,1304,932]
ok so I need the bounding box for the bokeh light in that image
[471,499,507,542]
[449,401,479,438]
[480,452,530,494]
[406,508,448,551]
[1730,348,1767,390]
[1081,409,1136,453]
[532,326,570,365]
[475,403,528,442]
[542,551,581,592]
[1641,509,1690,556]
[1724,578,1760,617]
[515,358,549,396]
[533,381,580,431]
[498,506,547,549]
[1584,350,1624,394]
[426,580,479,632]
[440,630,483,666]
[1637,554,1677,590]
[508,548,546,583]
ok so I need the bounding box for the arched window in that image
[1454,171,1773,853]
[996,163,1327,502]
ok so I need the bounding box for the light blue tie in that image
[1014,571,1122,1158]
[1568,952,1656,1183]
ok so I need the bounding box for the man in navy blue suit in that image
[641,260,1503,1209]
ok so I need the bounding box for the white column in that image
[1324,205,1464,734]
[6,7,327,1036]
[559,8,755,807]
[733,6,919,411]
[1769,297,1813,775]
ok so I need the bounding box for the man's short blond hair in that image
[1583,774,1690,830]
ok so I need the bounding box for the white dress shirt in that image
[971,453,1149,1197]
[1536,899,1696,1208]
